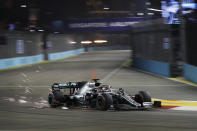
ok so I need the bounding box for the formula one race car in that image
[48,79,154,111]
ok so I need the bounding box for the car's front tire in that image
[139,91,151,102]
[96,93,113,111]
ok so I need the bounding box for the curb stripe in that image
[170,106,197,111]
[152,99,197,107]
[152,98,197,111]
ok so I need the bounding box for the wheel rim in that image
[97,95,106,110]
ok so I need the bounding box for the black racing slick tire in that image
[48,93,58,108]
[139,91,152,102]
[96,93,113,111]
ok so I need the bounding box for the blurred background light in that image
[147,12,154,15]
[69,41,77,44]
[103,7,110,10]
[20,5,27,8]
[38,29,44,32]
[147,8,162,12]
[94,40,108,43]
[29,29,35,32]
[81,41,92,44]
[137,12,144,16]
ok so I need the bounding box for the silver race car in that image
[48,79,156,111]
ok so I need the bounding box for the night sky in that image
[0,0,163,20]
[0,0,164,30]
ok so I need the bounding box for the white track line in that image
[101,60,127,82]
[167,78,197,87]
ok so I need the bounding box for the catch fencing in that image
[131,19,182,77]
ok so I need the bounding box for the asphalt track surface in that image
[1,50,197,131]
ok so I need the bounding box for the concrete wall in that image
[0,31,85,69]
[133,57,170,77]
[184,64,197,83]
[0,31,44,69]
[0,31,130,70]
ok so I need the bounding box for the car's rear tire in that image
[53,90,65,102]
[48,93,58,108]
[96,93,113,111]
